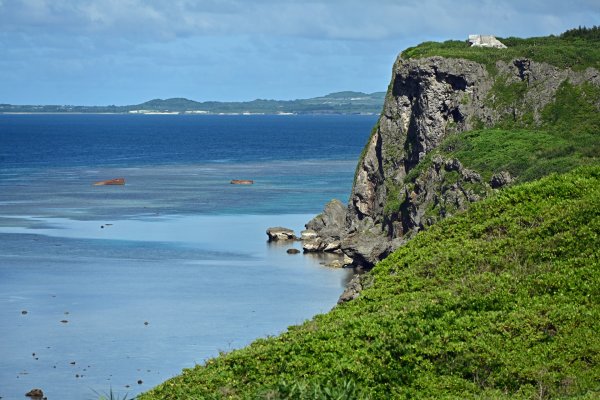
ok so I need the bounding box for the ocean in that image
[0,114,376,399]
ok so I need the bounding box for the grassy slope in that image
[141,166,600,399]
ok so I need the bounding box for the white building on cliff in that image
[468,34,507,48]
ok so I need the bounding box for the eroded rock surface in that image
[302,199,346,253]
[306,55,599,273]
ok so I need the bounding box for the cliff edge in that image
[308,35,600,269]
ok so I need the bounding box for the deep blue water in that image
[0,114,373,168]
[0,114,375,400]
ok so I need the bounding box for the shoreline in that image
[0,212,352,400]
[0,111,378,116]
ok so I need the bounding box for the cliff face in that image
[307,53,600,268]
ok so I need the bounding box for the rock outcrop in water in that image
[307,54,600,270]
[93,178,125,186]
[25,388,44,399]
[266,227,296,241]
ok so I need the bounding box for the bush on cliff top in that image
[401,29,600,71]
[140,166,600,399]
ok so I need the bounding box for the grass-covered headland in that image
[140,28,600,399]
[401,26,600,72]
[141,167,600,398]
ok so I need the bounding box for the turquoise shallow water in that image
[0,114,374,399]
[0,213,350,399]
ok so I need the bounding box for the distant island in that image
[0,91,385,115]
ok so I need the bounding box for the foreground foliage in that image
[141,166,600,399]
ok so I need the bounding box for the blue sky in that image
[1,0,598,105]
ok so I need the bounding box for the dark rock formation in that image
[266,227,296,241]
[306,54,599,273]
[302,199,346,253]
[286,248,301,254]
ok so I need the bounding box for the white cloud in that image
[1,0,597,43]
[1,0,599,104]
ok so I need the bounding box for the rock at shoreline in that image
[300,229,318,240]
[302,199,346,253]
[286,248,301,254]
[302,238,322,252]
[230,179,254,185]
[322,255,352,268]
[266,227,296,241]
[93,178,125,186]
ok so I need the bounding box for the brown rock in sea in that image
[230,179,254,185]
[93,178,125,186]
[286,248,301,254]
[25,388,44,399]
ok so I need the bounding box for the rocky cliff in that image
[307,51,600,270]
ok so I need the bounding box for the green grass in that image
[140,166,600,399]
[542,81,600,139]
[437,128,593,183]
[401,32,600,72]
[403,77,600,186]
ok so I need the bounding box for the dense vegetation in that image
[141,166,600,399]
[401,27,600,72]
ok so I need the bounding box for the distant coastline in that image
[0,91,385,115]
